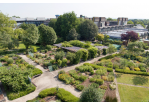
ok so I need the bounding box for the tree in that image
[55,11,80,40]
[96,33,104,41]
[127,42,144,56]
[66,28,78,41]
[107,44,117,54]
[21,24,39,49]
[127,20,134,24]
[14,28,24,39]
[79,20,98,41]
[48,19,57,30]
[119,45,126,55]
[0,32,12,49]
[12,15,20,18]
[121,31,139,45]
[80,86,104,102]
[103,34,110,42]
[38,24,57,46]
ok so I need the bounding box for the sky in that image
[0,0,149,19]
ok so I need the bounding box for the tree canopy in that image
[55,11,80,40]
[79,20,98,41]
[127,20,134,25]
[66,28,79,41]
[121,31,139,45]
[48,19,57,30]
[96,33,104,41]
[38,24,57,46]
[107,44,117,54]
[21,24,39,49]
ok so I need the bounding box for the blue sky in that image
[0,2,149,19]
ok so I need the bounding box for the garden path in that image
[7,52,119,102]
[117,83,149,88]
[113,70,121,102]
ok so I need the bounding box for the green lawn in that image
[118,84,149,102]
[116,73,149,87]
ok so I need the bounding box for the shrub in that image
[80,86,105,102]
[50,59,55,64]
[107,64,113,68]
[102,48,107,55]
[76,85,84,91]
[66,52,76,64]
[33,47,37,53]
[97,50,101,56]
[90,83,99,88]
[46,45,52,51]
[107,75,114,82]
[107,68,113,72]
[98,53,121,61]
[74,50,83,64]
[90,78,96,82]
[109,82,116,90]
[105,96,118,102]
[79,49,88,61]
[58,70,65,74]
[113,64,119,69]
[61,43,72,47]
[97,62,104,66]
[32,68,43,77]
[71,74,80,80]
[65,76,74,84]
[90,70,94,75]
[45,49,48,53]
[0,58,6,62]
[79,75,87,82]
[95,79,104,85]
[7,58,14,64]
[52,65,58,70]
[75,65,93,72]
[61,58,67,67]
[69,40,84,48]
[57,59,62,67]
[46,56,51,60]
[102,76,108,81]
[83,63,107,70]
[95,68,107,76]
[134,68,140,71]
[93,75,101,79]
[40,50,45,53]
[140,67,146,72]
[55,51,65,62]
[38,88,57,98]
[57,88,79,102]
[43,62,51,67]
[88,47,98,58]
[100,85,107,90]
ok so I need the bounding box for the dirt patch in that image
[40,96,58,102]
[102,82,116,100]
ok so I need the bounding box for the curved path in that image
[8,52,118,102]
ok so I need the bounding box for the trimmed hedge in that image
[38,87,79,102]
[115,69,149,76]
[76,85,84,91]
[90,83,99,88]
[99,53,121,61]
[83,63,107,70]
[107,68,113,72]
[57,88,79,102]
[95,79,104,85]
[31,68,43,77]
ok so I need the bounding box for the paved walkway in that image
[7,52,118,102]
[117,82,149,89]
[113,70,121,102]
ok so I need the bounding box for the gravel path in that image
[7,52,119,102]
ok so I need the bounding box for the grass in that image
[118,84,149,102]
[116,73,149,87]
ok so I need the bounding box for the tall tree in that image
[21,24,39,49]
[48,19,57,30]
[121,31,139,45]
[127,20,134,24]
[66,28,78,41]
[38,24,57,46]
[79,20,98,41]
[55,11,80,40]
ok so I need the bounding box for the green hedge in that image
[107,68,113,72]
[31,68,43,78]
[39,88,57,98]
[76,85,84,91]
[83,63,107,70]
[115,69,149,76]
[7,84,36,100]
[95,79,104,85]
[99,53,121,61]
[57,88,79,102]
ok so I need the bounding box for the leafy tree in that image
[127,42,144,56]
[66,28,78,41]
[88,47,98,58]
[107,44,117,54]
[127,20,134,24]
[0,32,12,49]
[103,34,110,43]
[66,52,76,64]
[48,19,57,30]
[55,11,80,40]
[96,33,104,41]
[79,20,98,41]
[0,11,16,35]
[121,31,139,45]
[38,24,57,46]
[80,85,105,102]
[119,45,126,55]
[21,24,39,49]
[14,28,24,39]
[12,15,20,18]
